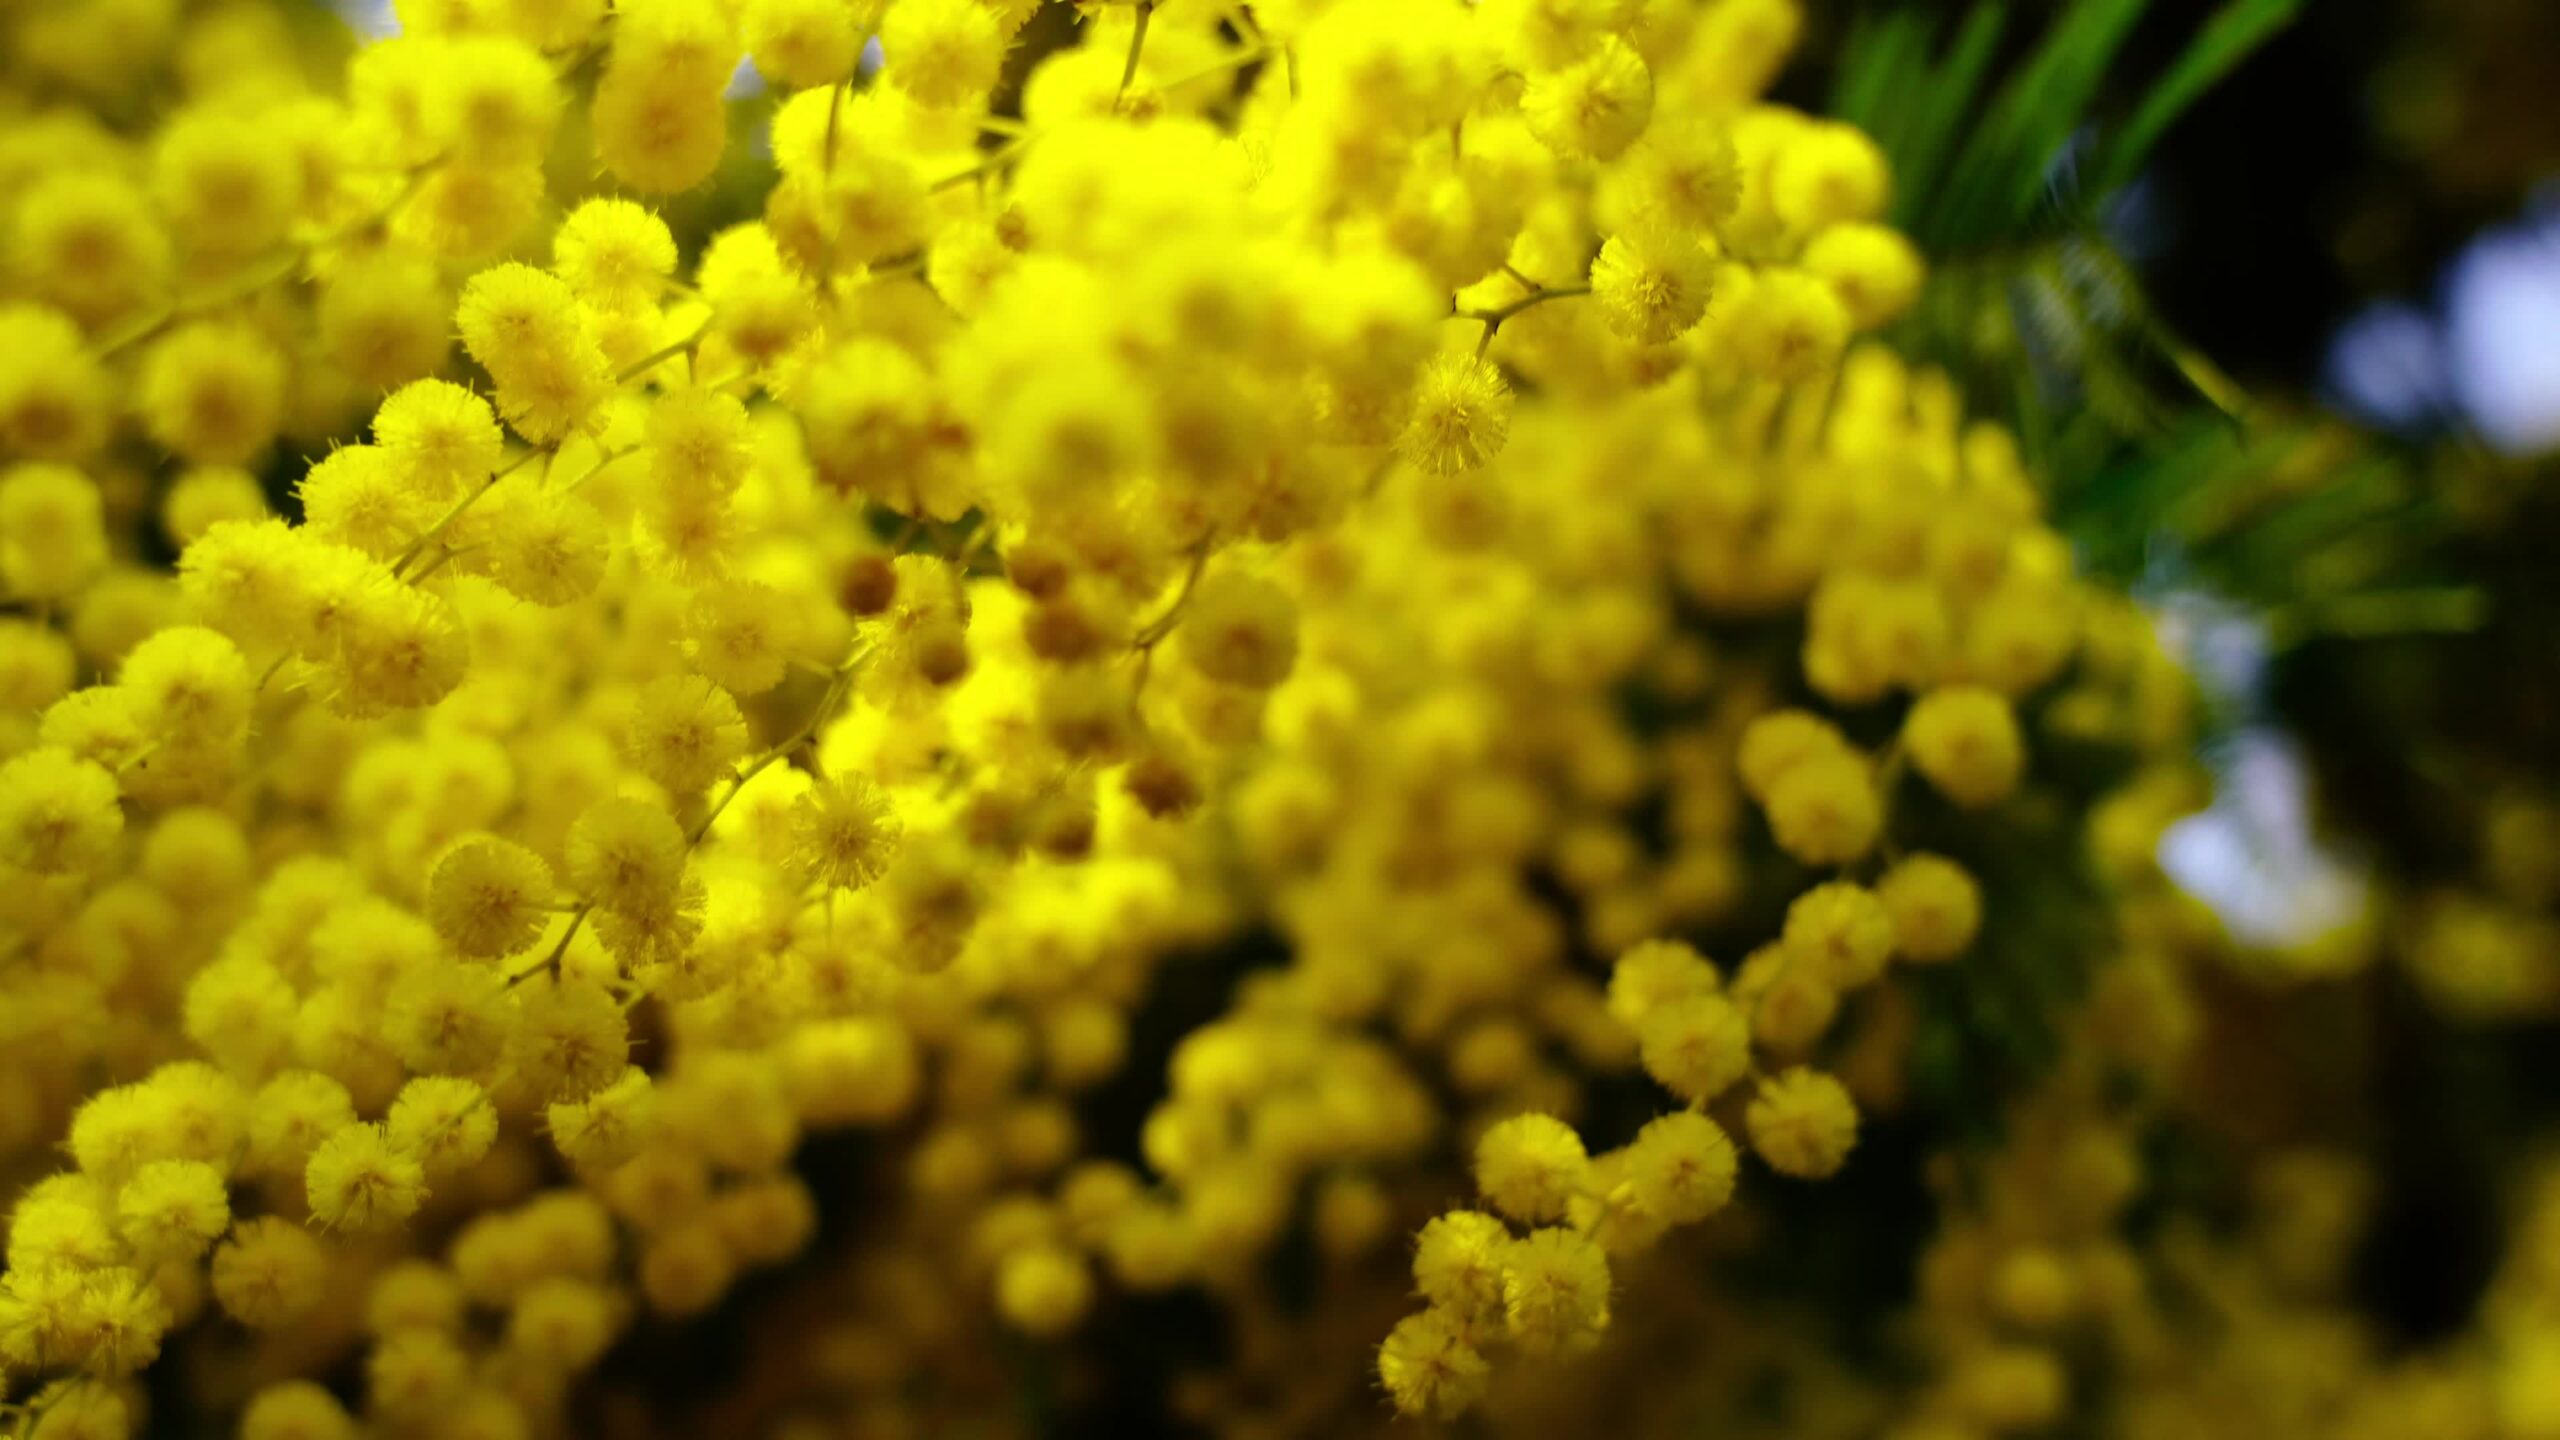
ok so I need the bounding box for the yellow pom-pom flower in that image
[1377,1306,1491,1421]
[1878,852,1983,963]
[1498,1225,1611,1355]
[305,1122,430,1233]
[1589,221,1718,345]
[1399,350,1515,476]
[211,1218,329,1329]
[427,836,558,960]
[565,796,688,916]
[0,745,123,874]
[1745,1066,1859,1180]
[1473,1112,1589,1224]
[113,1159,231,1266]
[1905,684,2027,810]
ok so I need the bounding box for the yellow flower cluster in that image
[1853,958,2560,1440]
[2393,795,2560,1019]
[1355,342,2199,1417]
[1864,949,2197,1440]
[0,0,2208,1433]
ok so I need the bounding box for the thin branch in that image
[615,319,712,384]
[507,657,861,991]
[507,906,591,989]
[1457,283,1591,328]
[557,442,640,494]
[822,76,852,180]
[1119,1,1159,97]
[253,651,293,695]
[929,138,1031,192]
[1132,537,1213,651]
[1462,283,1591,356]
[386,437,552,579]
[93,157,448,357]
[1152,43,1271,95]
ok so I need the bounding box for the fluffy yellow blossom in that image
[1746,1067,1860,1179]
[1906,684,2027,809]
[1474,1114,1591,1225]
[305,1123,429,1233]
[1590,220,1719,344]
[426,836,557,959]
[0,0,2257,1432]
[1378,1307,1490,1420]
[1879,853,1983,963]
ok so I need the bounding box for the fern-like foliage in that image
[1828,0,2299,460]
[1824,0,2497,658]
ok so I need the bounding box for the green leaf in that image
[1935,0,2146,247]
[2193,452,2406,559]
[1830,9,1916,132]
[1996,0,2151,234]
[2094,0,2306,196]
[1892,2,2010,219]
[2266,587,2492,648]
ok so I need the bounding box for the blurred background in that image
[1791,0,2560,1377]
[1795,0,2560,440]
[1775,0,2560,959]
